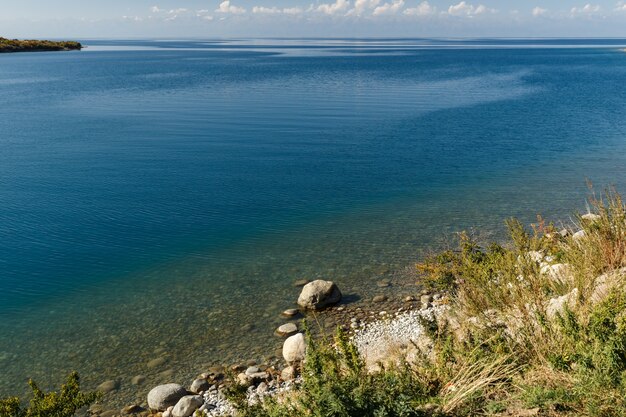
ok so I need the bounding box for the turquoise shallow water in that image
[1,38,626,404]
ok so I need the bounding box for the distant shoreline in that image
[0,37,82,53]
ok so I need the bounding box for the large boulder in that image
[172,395,203,417]
[546,288,579,319]
[283,333,306,363]
[297,280,341,310]
[147,383,187,411]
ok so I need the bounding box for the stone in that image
[559,228,570,238]
[281,308,299,318]
[377,279,391,288]
[275,322,298,336]
[282,333,306,362]
[257,382,268,394]
[540,263,573,283]
[297,280,342,310]
[281,366,296,381]
[420,294,432,307]
[189,378,210,394]
[122,404,145,414]
[147,357,167,369]
[147,383,187,411]
[245,366,260,376]
[582,213,601,222]
[293,279,310,287]
[572,230,586,240]
[546,288,579,319]
[99,411,119,417]
[172,395,203,417]
[131,375,146,386]
[403,295,416,302]
[97,380,120,394]
[373,295,387,303]
[159,369,175,379]
[163,408,173,417]
[590,268,626,304]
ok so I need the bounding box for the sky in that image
[3,0,626,38]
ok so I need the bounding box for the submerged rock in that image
[147,383,187,411]
[97,380,120,394]
[297,280,342,310]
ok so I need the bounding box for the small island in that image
[0,37,82,53]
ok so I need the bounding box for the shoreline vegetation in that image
[3,188,626,417]
[0,38,82,53]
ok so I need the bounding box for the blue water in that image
[1,38,626,403]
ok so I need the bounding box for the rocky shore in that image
[88,274,447,417]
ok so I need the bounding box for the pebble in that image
[293,279,310,287]
[281,309,299,318]
[275,322,298,337]
[377,279,391,288]
[147,357,167,369]
[190,378,210,394]
[404,295,416,302]
[373,295,388,302]
[131,375,146,386]
[97,380,120,394]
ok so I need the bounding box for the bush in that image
[0,372,100,417]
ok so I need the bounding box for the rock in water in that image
[97,380,119,394]
[276,322,298,336]
[297,280,341,310]
[283,333,306,362]
[172,395,203,417]
[147,383,188,411]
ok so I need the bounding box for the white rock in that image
[546,288,579,319]
[276,322,298,336]
[282,333,306,362]
[163,406,173,417]
[540,263,573,283]
[172,395,203,417]
[297,280,342,310]
[147,384,188,411]
[573,230,586,240]
[582,213,601,222]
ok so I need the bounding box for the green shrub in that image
[0,372,100,417]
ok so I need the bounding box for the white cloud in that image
[615,1,626,11]
[317,0,350,15]
[216,1,246,14]
[348,0,380,15]
[403,1,435,16]
[150,6,162,13]
[532,6,547,16]
[570,4,601,14]
[253,6,281,14]
[252,6,304,15]
[447,1,494,16]
[283,7,304,14]
[372,0,405,16]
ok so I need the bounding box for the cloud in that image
[282,7,304,14]
[403,1,435,16]
[615,1,626,11]
[317,0,350,15]
[253,6,281,14]
[252,6,304,15]
[532,6,547,16]
[216,1,246,14]
[348,0,380,16]
[447,1,494,16]
[150,6,163,13]
[570,4,601,14]
[372,0,405,16]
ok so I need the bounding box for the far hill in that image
[0,37,82,53]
